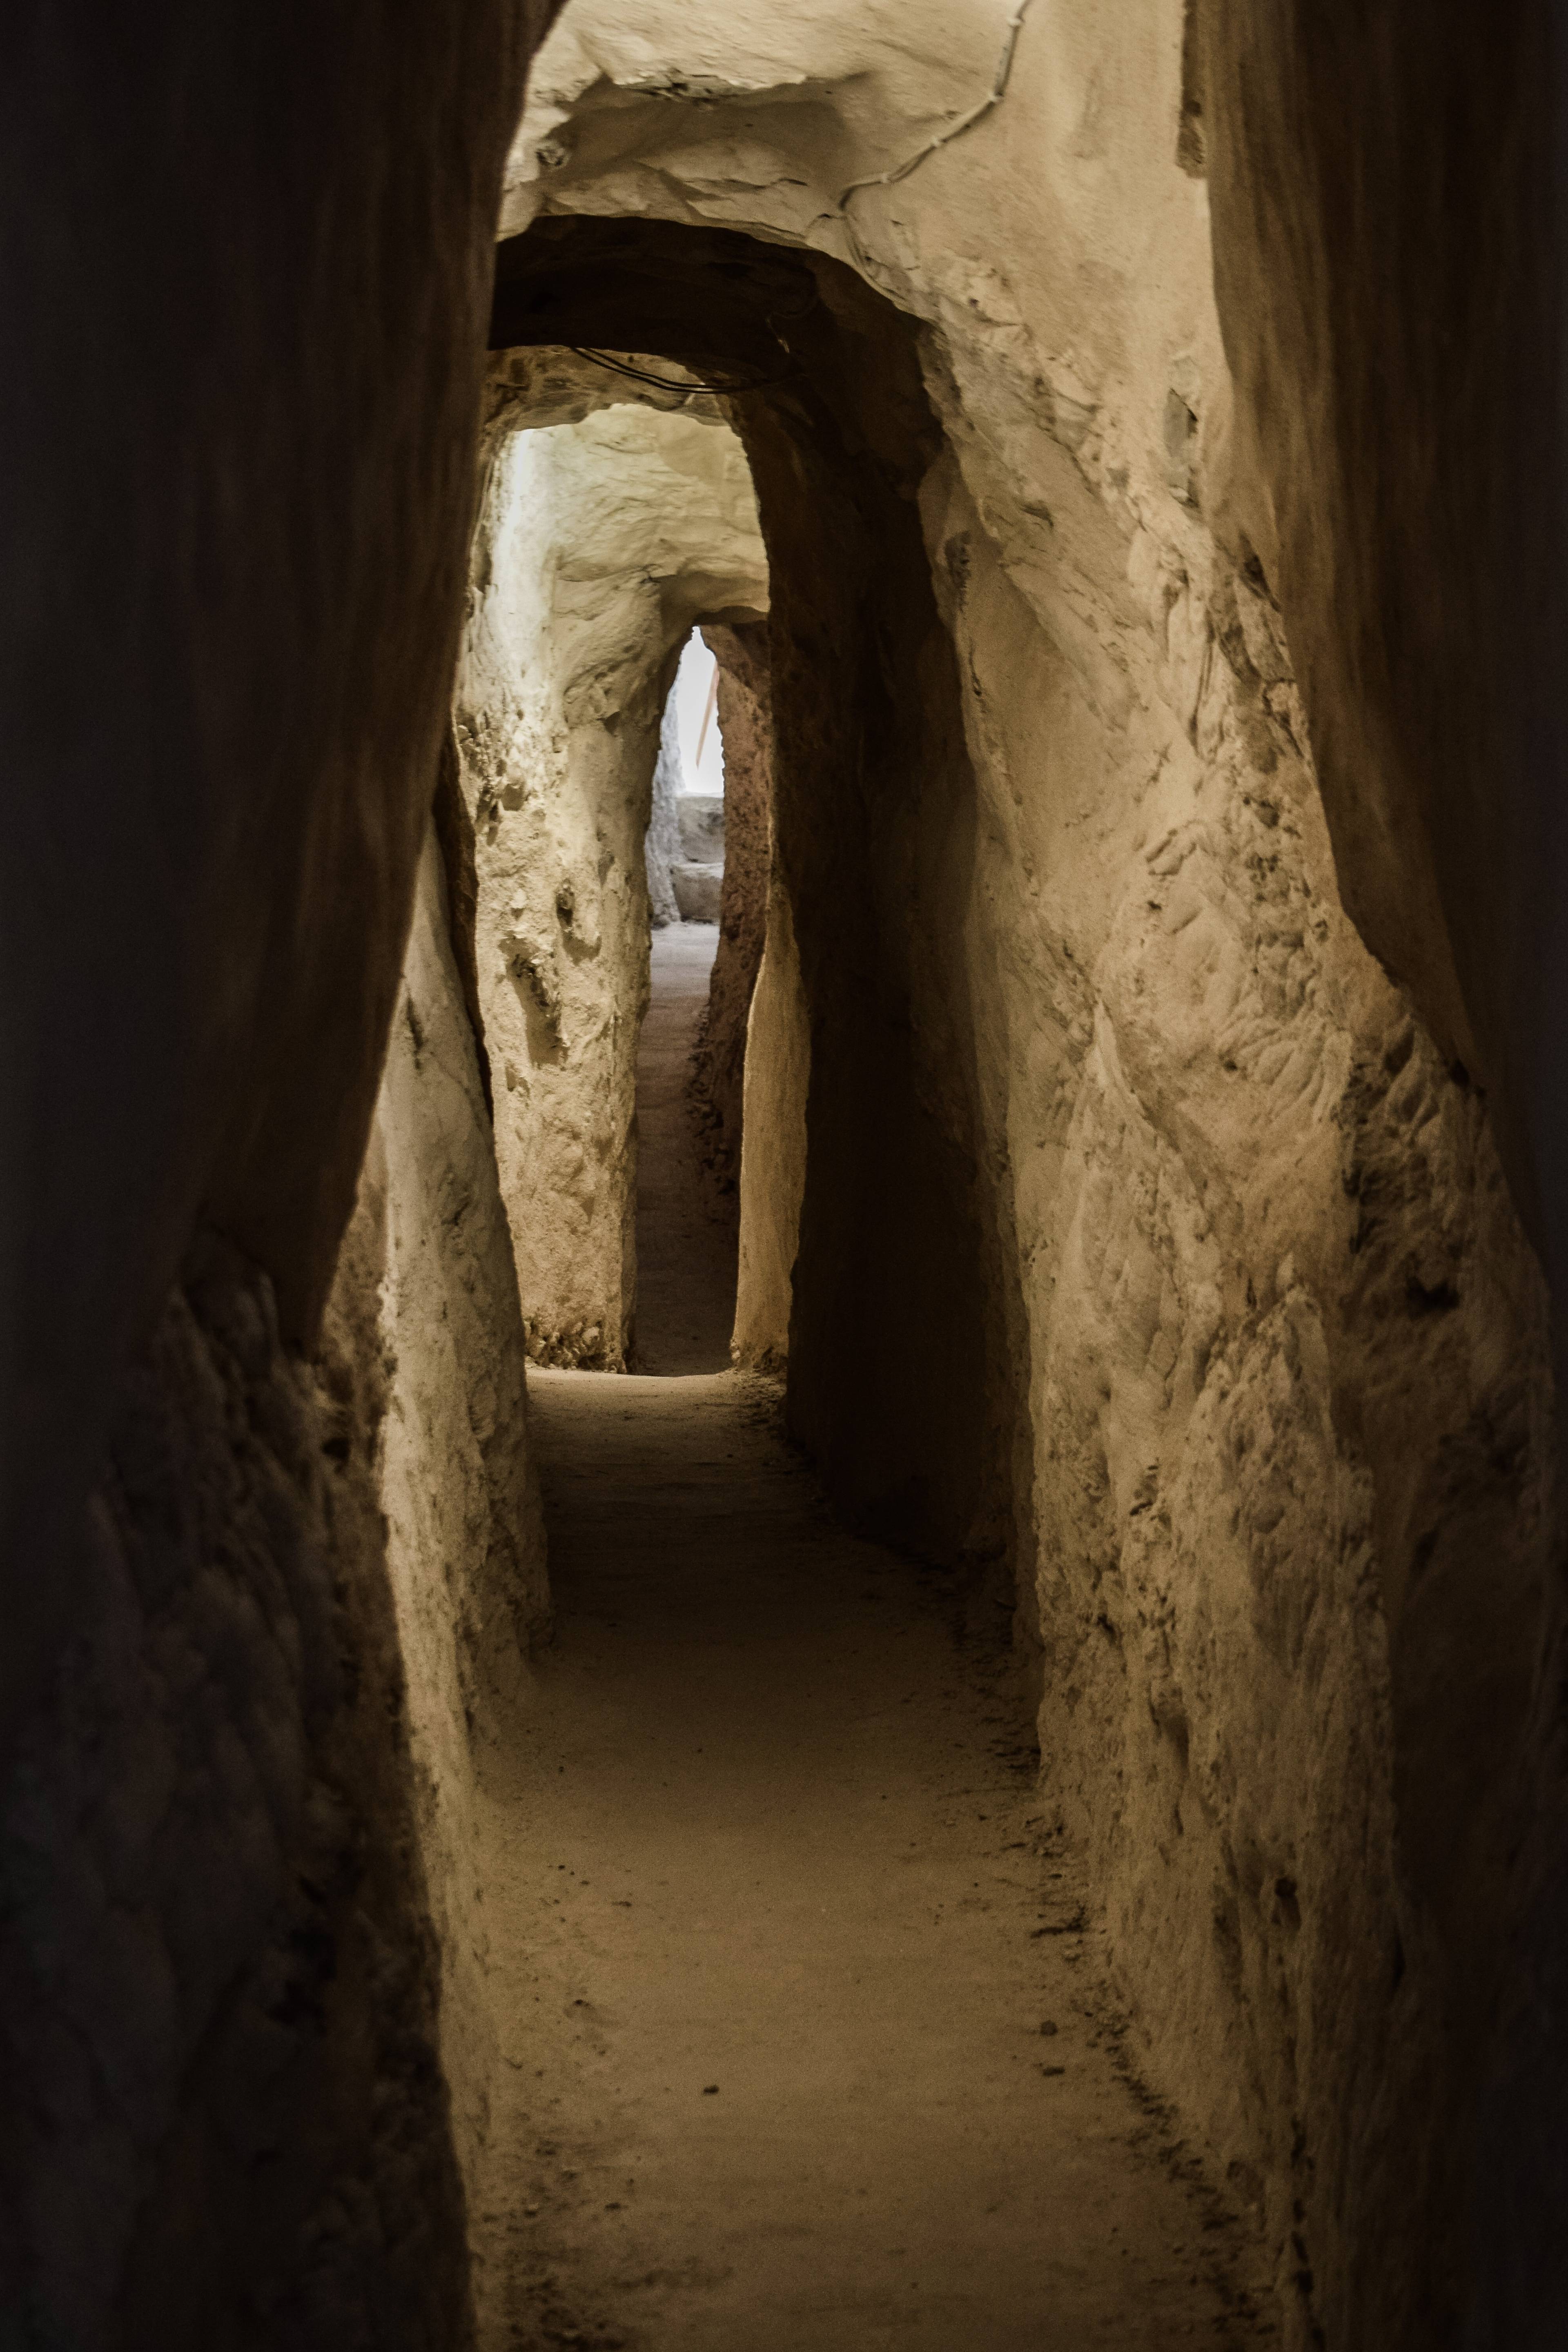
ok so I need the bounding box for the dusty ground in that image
[468,933,1277,2349]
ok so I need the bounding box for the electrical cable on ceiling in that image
[815,0,1038,273]
[565,6,1037,390]
[566,346,795,399]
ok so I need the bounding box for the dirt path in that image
[469,929,1275,2347]
[474,1377,1273,2349]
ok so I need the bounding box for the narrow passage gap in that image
[632,626,738,1374]
[467,893,1273,2343]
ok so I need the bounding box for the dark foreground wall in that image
[0,4,555,2337]
[1200,3,1568,2339]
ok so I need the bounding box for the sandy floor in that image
[470,932,1276,2348]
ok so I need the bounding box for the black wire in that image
[566,346,795,397]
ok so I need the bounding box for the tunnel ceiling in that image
[488,212,943,501]
[490,216,835,388]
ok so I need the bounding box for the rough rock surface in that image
[330,830,550,2198]
[690,619,774,1192]
[1191,11,1568,2336]
[494,7,1563,2343]
[0,835,549,2352]
[732,868,809,1374]
[643,686,685,928]
[0,0,559,2333]
[454,398,766,1368]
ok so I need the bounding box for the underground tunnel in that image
[5,3,1568,2349]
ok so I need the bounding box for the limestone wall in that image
[454,399,766,1367]
[330,830,549,2199]
[495,7,1563,2342]
[690,620,774,1192]
[1194,11,1568,2334]
[644,687,684,929]
[733,869,810,1373]
[1,827,552,2343]
[2,1238,474,2347]
[0,0,558,2335]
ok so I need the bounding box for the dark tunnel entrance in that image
[487,214,1029,1610]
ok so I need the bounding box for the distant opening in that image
[631,626,741,1375]
[648,626,727,927]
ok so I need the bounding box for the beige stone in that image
[10,3,1568,2344]
[455,401,766,1366]
[689,619,775,1193]
[733,868,810,1373]
[333,828,549,2189]
[490,6,1563,2340]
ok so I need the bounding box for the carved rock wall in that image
[690,620,775,1193]
[733,867,810,1374]
[1195,8,1568,2337]
[495,5,1563,2341]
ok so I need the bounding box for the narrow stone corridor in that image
[17,9,1568,2342]
[468,938,1275,2348]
